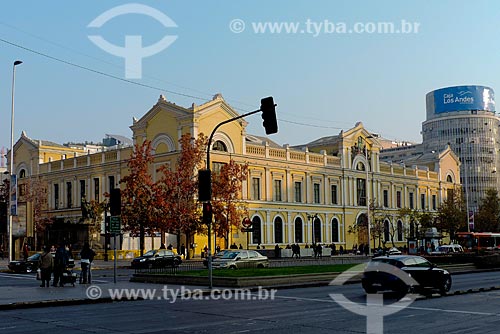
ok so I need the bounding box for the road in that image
[1,282,500,333]
[0,270,500,333]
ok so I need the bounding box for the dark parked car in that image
[131,249,182,269]
[8,253,74,273]
[361,255,452,295]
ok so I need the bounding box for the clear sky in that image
[1,0,499,155]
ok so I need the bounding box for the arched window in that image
[212,140,227,152]
[397,220,403,241]
[313,217,321,243]
[331,218,339,243]
[19,169,26,178]
[274,217,283,243]
[252,216,261,245]
[294,217,303,243]
[384,220,390,242]
[446,175,453,183]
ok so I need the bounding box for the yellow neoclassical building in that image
[8,94,460,256]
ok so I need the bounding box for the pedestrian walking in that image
[80,242,96,284]
[23,243,29,261]
[38,246,53,287]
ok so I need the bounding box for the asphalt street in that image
[1,281,500,333]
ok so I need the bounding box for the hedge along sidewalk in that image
[131,264,360,288]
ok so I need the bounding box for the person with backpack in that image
[80,242,96,284]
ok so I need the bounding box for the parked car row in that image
[8,253,75,273]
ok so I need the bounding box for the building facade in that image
[9,94,460,254]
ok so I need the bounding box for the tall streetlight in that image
[307,213,318,244]
[8,60,22,262]
[365,135,375,256]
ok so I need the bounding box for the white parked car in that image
[430,244,464,255]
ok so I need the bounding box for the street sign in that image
[110,216,121,234]
[242,227,253,232]
[242,217,252,228]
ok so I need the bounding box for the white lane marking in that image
[273,295,500,317]
[0,273,36,280]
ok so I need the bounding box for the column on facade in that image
[324,213,330,244]
[266,210,271,245]
[287,211,292,244]
[265,167,271,202]
[286,170,292,203]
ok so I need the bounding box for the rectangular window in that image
[294,181,302,203]
[383,190,389,207]
[94,178,99,202]
[54,183,59,210]
[80,180,86,205]
[108,176,115,192]
[274,180,282,201]
[420,193,425,210]
[409,192,414,209]
[432,195,437,210]
[396,191,402,208]
[66,182,72,208]
[251,178,260,200]
[331,184,338,205]
[357,178,366,206]
[313,183,321,204]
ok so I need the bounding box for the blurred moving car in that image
[430,244,464,255]
[8,253,74,273]
[361,255,452,295]
[131,249,182,269]
[211,250,269,269]
[203,250,230,268]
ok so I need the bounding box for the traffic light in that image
[198,169,211,202]
[260,96,278,135]
[203,202,213,224]
[110,188,121,216]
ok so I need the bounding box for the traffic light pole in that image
[203,97,277,289]
[204,109,261,289]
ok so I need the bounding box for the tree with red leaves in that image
[157,133,207,259]
[211,159,248,248]
[120,140,159,255]
[24,177,52,250]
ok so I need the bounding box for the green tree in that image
[475,188,500,232]
[436,186,466,236]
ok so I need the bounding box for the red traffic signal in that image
[203,202,213,224]
[261,96,278,135]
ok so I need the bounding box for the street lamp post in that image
[8,60,22,262]
[364,139,372,256]
[307,214,318,244]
